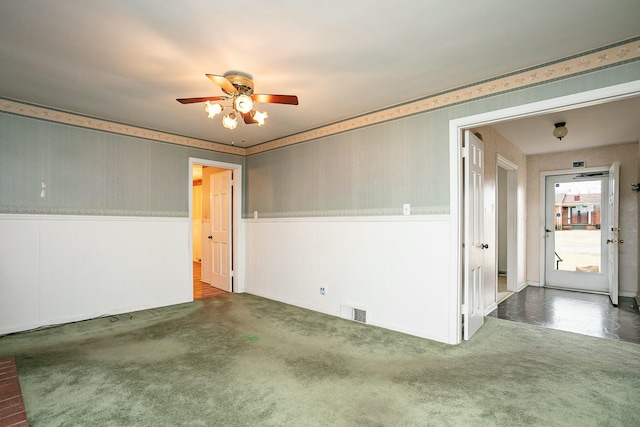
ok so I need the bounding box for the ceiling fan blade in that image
[176,96,227,104]
[252,94,299,105]
[206,74,238,95]
[240,112,258,125]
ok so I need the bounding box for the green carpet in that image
[1,293,639,426]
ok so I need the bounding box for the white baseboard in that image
[484,303,498,315]
[520,281,537,290]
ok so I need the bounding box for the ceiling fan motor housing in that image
[223,74,254,96]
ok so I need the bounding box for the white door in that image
[210,170,233,292]
[463,130,486,340]
[607,161,620,306]
[544,172,609,292]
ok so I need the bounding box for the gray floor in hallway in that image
[488,286,640,344]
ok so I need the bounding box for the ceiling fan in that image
[177,72,298,129]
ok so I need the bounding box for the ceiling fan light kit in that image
[234,94,253,114]
[251,110,268,126]
[177,72,298,131]
[222,112,238,130]
[204,101,222,118]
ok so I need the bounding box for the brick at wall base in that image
[0,357,28,427]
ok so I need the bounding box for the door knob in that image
[481,243,489,249]
[208,235,213,239]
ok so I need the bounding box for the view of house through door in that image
[191,161,237,299]
[544,168,619,298]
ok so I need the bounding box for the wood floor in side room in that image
[193,262,227,300]
[497,275,512,304]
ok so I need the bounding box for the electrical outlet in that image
[320,287,326,295]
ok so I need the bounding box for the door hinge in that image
[461,303,466,313]
[461,147,468,158]
[231,270,234,277]
[230,179,234,186]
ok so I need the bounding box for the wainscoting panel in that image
[244,216,453,344]
[0,215,191,334]
[0,218,40,332]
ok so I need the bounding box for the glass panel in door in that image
[545,174,608,293]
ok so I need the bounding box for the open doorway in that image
[189,158,243,300]
[450,80,640,343]
[496,155,518,304]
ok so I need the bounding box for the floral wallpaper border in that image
[0,99,245,156]
[1,38,638,157]
[246,37,640,155]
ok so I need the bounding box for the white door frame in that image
[188,158,244,295]
[449,80,640,344]
[607,161,620,306]
[496,155,518,294]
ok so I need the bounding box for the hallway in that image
[488,286,640,344]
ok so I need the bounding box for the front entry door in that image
[544,171,612,293]
[463,130,486,340]
[210,170,233,292]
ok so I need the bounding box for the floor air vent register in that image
[353,308,367,323]
[341,305,367,324]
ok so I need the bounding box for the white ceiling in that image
[491,95,640,156]
[0,1,639,149]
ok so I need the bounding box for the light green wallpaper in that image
[0,114,244,216]
[245,61,640,218]
[247,113,450,217]
[2,59,638,219]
